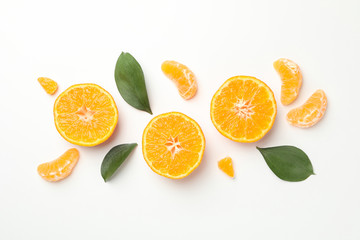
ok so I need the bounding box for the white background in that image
[1,0,359,239]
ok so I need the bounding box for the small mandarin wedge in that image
[218,157,235,178]
[38,77,58,95]
[161,60,197,100]
[287,89,327,128]
[54,84,118,147]
[210,76,277,143]
[37,148,79,182]
[142,112,205,179]
[273,58,302,105]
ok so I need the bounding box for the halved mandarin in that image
[287,89,327,128]
[38,77,58,95]
[37,148,79,182]
[218,157,235,178]
[142,112,205,179]
[210,76,277,143]
[54,84,118,147]
[161,60,197,100]
[273,58,302,105]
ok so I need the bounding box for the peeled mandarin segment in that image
[273,58,302,105]
[286,89,327,128]
[53,84,118,147]
[38,77,58,95]
[142,112,205,179]
[210,76,277,143]
[218,157,234,178]
[37,148,79,182]
[161,60,197,100]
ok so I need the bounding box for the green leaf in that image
[101,143,137,182]
[256,145,315,182]
[114,52,152,114]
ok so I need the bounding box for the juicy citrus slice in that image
[211,76,277,143]
[142,112,205,179]
[38,77,58,95]
[37,148,79,182]
[54,84,118,147]
[273,58,302,105]
[161,60,197,100]
[218,157,234,178]
[286,89,327,128]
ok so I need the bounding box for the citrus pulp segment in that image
[161,60,197,100]
[38,77,58,95]
[37,148,79,182]
[218,157,235,178]
[286,89,327,128]
[273,58,302,105]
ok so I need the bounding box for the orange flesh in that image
[54,84,118,146]
[210,76,277,142]
[38,77,58,95]
[273,58,302,105]
[218,157,234,178]
[37,148,79,182]
[142,112,205,179]
[161,60,197,100]
[287,89,327,128]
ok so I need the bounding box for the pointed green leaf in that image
[114,52,152,114]
[256,145,315,182]
[101,143,137,182]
